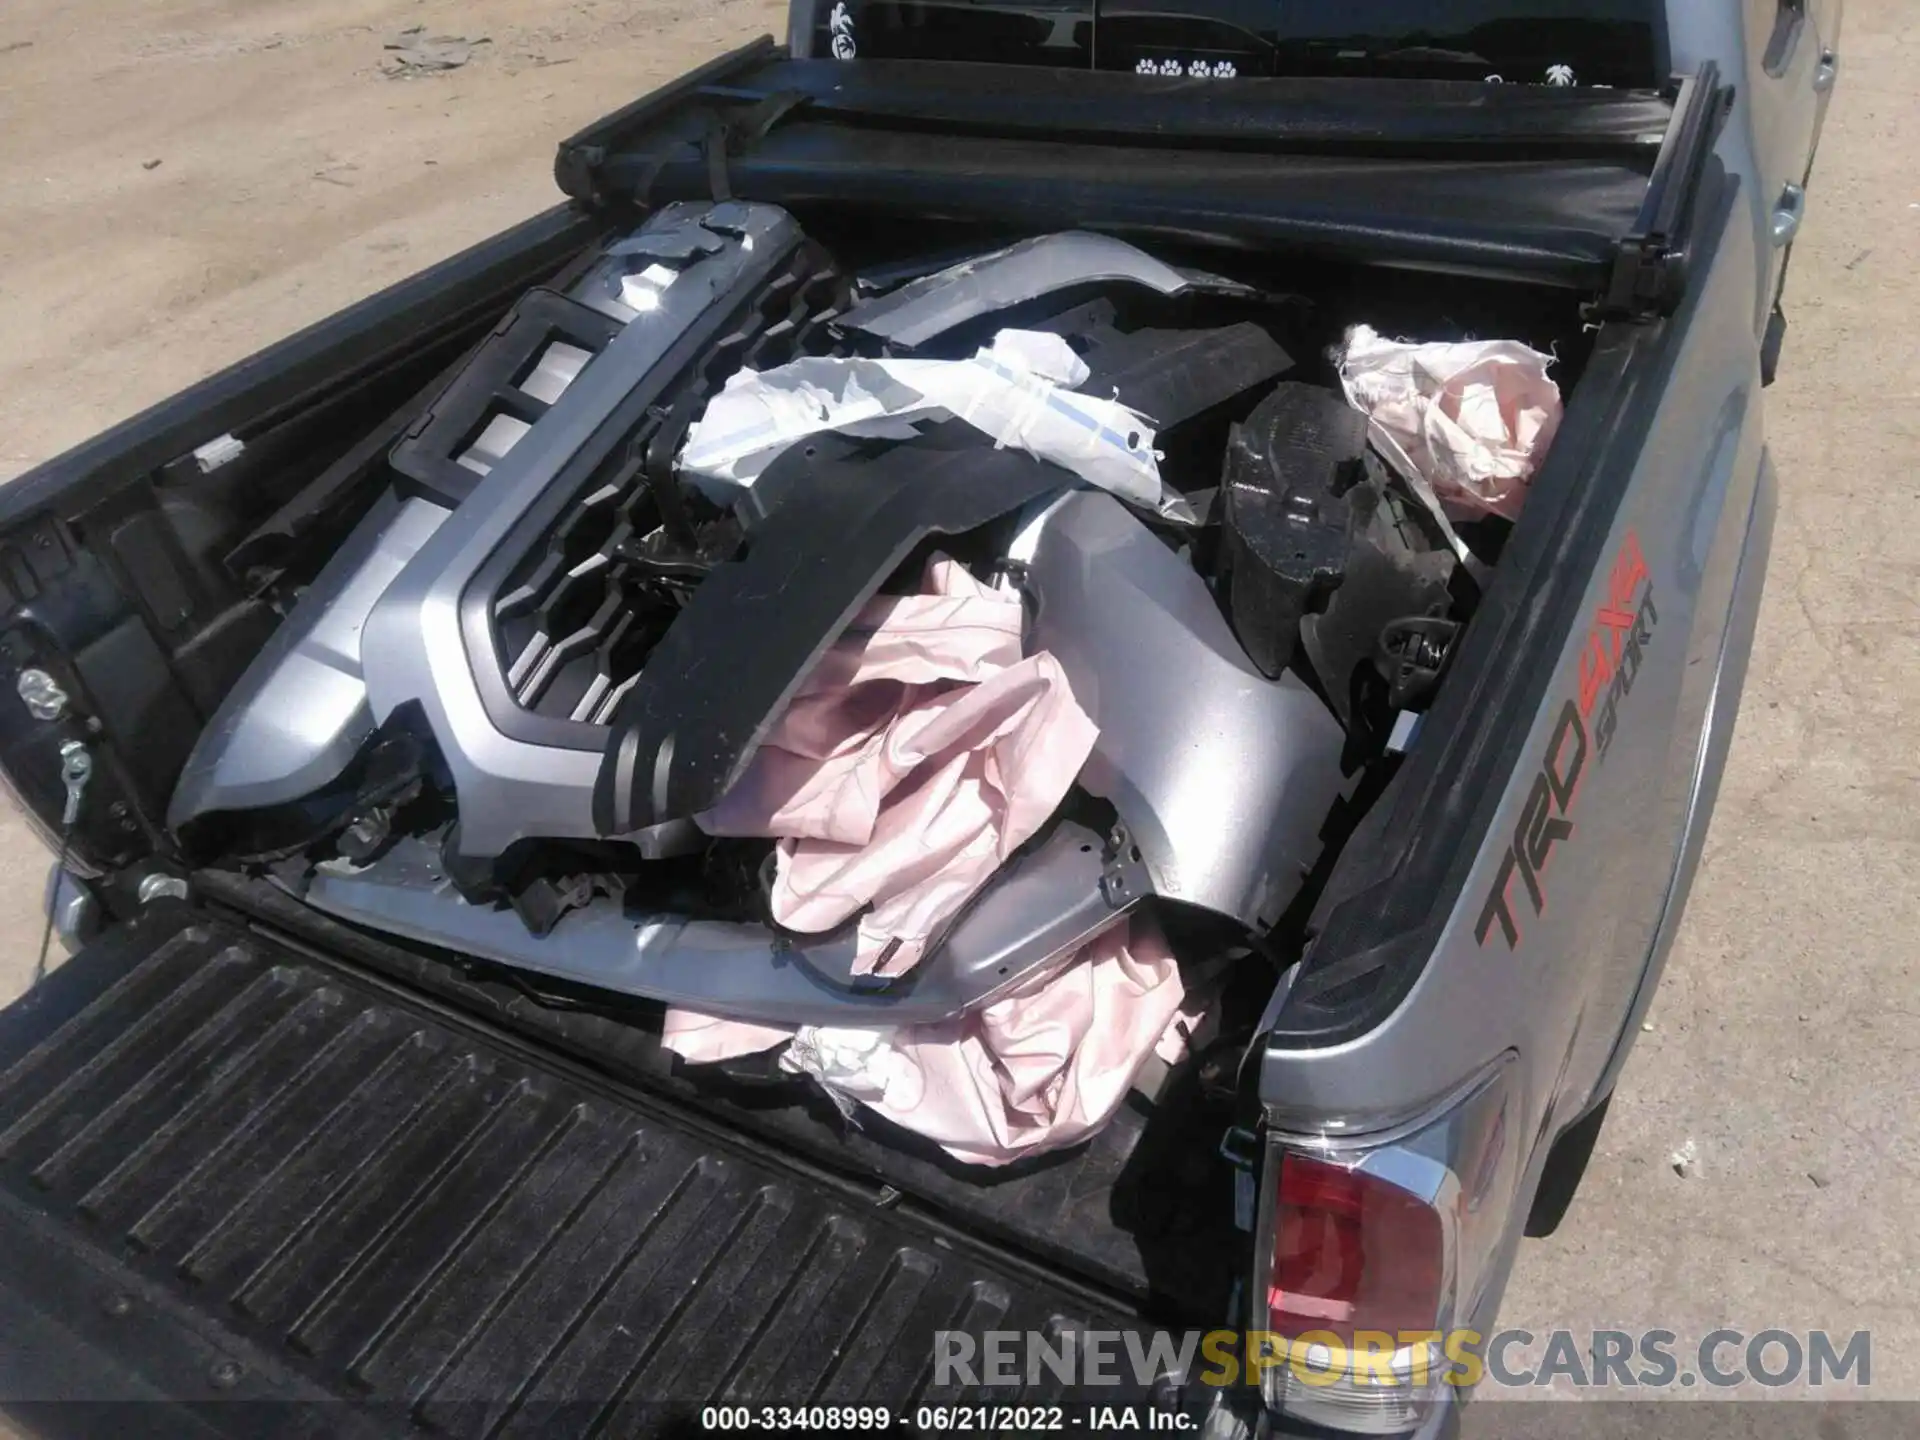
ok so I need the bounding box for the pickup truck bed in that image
[0,911,1149,1435]
[0,0,1826,1423]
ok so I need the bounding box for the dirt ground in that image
[1,0,1916,1407]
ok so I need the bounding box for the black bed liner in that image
[0,911,1151,1437]
[186,871,1245,1323]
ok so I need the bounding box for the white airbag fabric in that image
[678,328,1192,522]
[662,916,1199,1169]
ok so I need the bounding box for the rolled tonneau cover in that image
[559,52,1685,291]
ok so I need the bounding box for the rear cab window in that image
[813,0,1667,89]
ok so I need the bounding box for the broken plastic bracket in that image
[1216,384,1369,679]
[1377,616,1460,712]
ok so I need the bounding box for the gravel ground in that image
[0,0,1914,1413]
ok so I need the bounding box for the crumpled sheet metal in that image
[678,328,1192,522]
[662,914,1197,1168]
[1336,323,1563,522]
[697,553,1098,980]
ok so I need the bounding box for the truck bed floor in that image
[0,912,1151,1437]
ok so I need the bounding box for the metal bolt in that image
[58,742,92,827]
[207,1359,243,1390]
[16,668,68,721]
[137,873,189,905]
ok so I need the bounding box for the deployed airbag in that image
[662,914,1194,1168]
[699,554,1098,980]
[678,328,1185,521]
[1337,324,1563,521]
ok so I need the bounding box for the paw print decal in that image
[1135,55,1239,79]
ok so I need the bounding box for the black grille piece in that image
[494,241,851,725]
[594,428,1075,835]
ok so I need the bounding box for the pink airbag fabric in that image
[672,554,1192,1165]
[661,916,1194,1168]
[1336,323,1562,521]
[697,555,1099,979]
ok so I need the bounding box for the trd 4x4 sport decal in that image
[1476,530,1657,951]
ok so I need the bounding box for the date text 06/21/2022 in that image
[698,1406,1188,1432]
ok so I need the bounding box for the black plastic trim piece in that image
[1761,0,1809,78]
[224,239,621,578]
[222,341,484,577]
[1079,322,1293,431]
[1601,63,1732,320]
[388,289,624,509]
[595,431,1074,834]
[453,226,809,756]
[1760,303,1787,387]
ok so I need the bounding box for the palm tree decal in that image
[1545,63,1576,86]
[829,2,857,60]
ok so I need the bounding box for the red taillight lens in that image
[1268,1153,1444,1340]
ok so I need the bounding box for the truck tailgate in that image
[0,912,1145,1436]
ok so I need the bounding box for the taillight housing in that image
[1252,1055,1520,1435]
[1269,1154,1446,1336]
